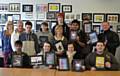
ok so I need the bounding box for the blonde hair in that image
[4,21,14,35]
[55,25,63,32]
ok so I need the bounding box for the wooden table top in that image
[0,68,120,76]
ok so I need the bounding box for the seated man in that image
[85,41,118,71]
[7,40,31,68]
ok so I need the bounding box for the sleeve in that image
[85,53,94,70]
[33,34,40,54]
[107,32,119,49]
[11,32,16,52]
[109,53,119,70]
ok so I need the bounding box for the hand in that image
[81,66,85,71]
[55,51,63,55]
[90,67,96,71]
[105,62,111,68]
[48,65,53,69]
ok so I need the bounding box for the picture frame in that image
[58,58,69,71]
[72,59,83,72]
[0,4,9,12]
[50,21,56,30]
[55,41,64,52]
[83,22,92,33]
[36,20,43,31]
[62,5,72,13]
[12,14,21,20]
[82,13,92,20]
[106,13,119,23]
[30,55,43,65]
[0,14,7,24]
[47,12,56,19]
[36,13,46,20]
[48,3,60,12]
[117,25,120,33]
[36,4,48,13]
[22,5,33,12]
[93,13,105,23]
[93,25,101,34]
[89,32,98,44]
[9,3,20,12]
[12,55,23,67]
[45,52,55,65]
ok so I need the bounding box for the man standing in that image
[11,20,25,51]
[19,21,39,55]
[98,21,119,55]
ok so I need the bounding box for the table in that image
[0,68,120,76]
[56,71,120,76]
[0,68,55,76]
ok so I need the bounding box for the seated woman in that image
[38,41,55,69]
[7,40,31,68]
[85,41,119,71]
[57,42,85,70]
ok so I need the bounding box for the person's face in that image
[41,25,48,31]
[25,25,32,33]
[55,27,63,35]
[7,23,13,30]
[68,44,74,52]
[57,17,64,24]
[71,23,79,31]
[17,22,23,32]
[96,42,105,52]
[15,44,22,52]
[43,43,51,52]
[102,22,110,31]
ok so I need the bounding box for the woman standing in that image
[2,21,14,67]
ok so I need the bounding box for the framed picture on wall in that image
[82,13,92,20]
[12,14,21,20]
[0,4,9,12]
[36,4,48,13]
[48,3,60,12]
[50,21,56,29]
[22,5,33,12]
[36,13,46,20]
[93,25,101,34]
[62,5,72,13]
[9,3,20,12]
[117,25,120,33]
[106,13,119,23]
[93,13,105,23]
[47,12,56,19]
[0,14,7,24]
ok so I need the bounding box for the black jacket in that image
[98,29,120,55]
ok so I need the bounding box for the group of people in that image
[1,13,120,71]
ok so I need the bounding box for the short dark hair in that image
[25,21,32,27]
[67,41,76,51]
[96,41,105,46]
[40,22,49,31]
[71,19,80,25]
[15,40,22,46]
